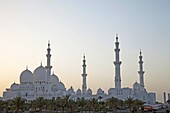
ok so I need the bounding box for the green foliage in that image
[2,96,146,113]
[11,97,26,113]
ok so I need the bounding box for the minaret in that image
[46,41,52,93]
[138,50,145,87]
[114,34,122,89]
[82,54,87,95]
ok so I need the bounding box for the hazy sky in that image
[0,0,170,102]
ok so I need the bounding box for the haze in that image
[0,0,170,102]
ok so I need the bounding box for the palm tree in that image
[55,97,62,112]
[90,98,98,113]
[4,100,12,112]
[11,97,26,113]
[0,100,4,112]
[98,96,105,111]
[133,99,144,113]
[30,100,37,112]
[106,97,119,113]
[117,99,124,112]
[35,97,45,113]
[86,99,91,113]
[44,98,51,111]
[64,94,71,112]
[50,97,56,112]
[69,99,76,113]
[59,95,70,113]
[77,97,87,112]
[125,97,134,113]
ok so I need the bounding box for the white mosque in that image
[2,35,156,104]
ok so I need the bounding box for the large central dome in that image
[34,65,47,82]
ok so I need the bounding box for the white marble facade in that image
[3,35,156,104]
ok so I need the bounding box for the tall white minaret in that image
[138,50,145,87]
[114,34,122,89]
[82,54,87,95]
[46,41,52,93]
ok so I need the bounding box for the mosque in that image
[2,35,156,104]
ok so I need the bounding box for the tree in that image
[86,99,92,113]
[106,97,119,113]
[55,97,62,112]
[30,100,37,112]
[69,99,76,113]
[0,100,4,112]
[11,97,26,113]
[77,97,87,112]
[98,96,105,111]
[34,97,45,113]
[125,97,134,113]
[133,99,144,113]
[64,94,71,112]
[49,97,56,112]
[58,95,71,113]
[90,98,98,113]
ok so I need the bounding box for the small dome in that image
[20,69,33,83]
[87,88,92,95]
[51,73,59,85]
[108,88,114,95]
[133,82,141,90]
[51,81,66,92]
[77,89,81,95]
[133,82,140,87]
[67,86,75,94]
[59,81,66,91]
[11,83,19,90]
[34,65,47,82]
[97,88,104,95]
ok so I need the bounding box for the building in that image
[2,34,156,104]
[3,42,66,101]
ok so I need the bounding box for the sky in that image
[0,0,170,102]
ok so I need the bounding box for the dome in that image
[87,88,92,95]
[97,88,104,95]
[20,69,33,83]
[11,83,19,90]
[67,86,75,94]
[77,89,81,95]
[59,81,66,91]
[133,82,141,90]
[108,88,113,94]
[51,81,66,92]
[51,73,59,85]
[34,65,47,82]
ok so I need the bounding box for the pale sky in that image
[0,0,170,102]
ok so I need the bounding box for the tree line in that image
[0,95,145,113]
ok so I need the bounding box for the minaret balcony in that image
[113,61,122,65]
[114,49,120,52]
[138,71,145,74]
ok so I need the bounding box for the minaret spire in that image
[46,41,52,93]
[82,54,87,95]
[113,33,122,89]
[116,33,118,42]
[138,50,145,87]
